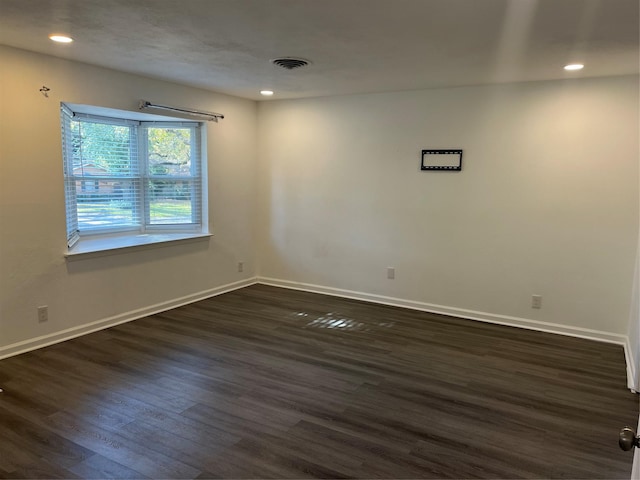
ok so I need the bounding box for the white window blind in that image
[61,104,204,248]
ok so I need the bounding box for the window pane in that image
[74,121,137,176]
[147,127,192,176]
[149,180,194,224]
[77,180,140,230]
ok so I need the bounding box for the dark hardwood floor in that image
[0,284,637,479]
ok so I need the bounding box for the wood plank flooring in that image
[0,284,637,478]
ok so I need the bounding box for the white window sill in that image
[65,232,212,260]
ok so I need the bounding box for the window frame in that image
[141,122,203,233]
[61,103,208,253]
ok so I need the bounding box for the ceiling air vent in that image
[271,57,310,70]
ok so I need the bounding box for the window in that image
[60,104,207,252]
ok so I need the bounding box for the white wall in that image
[1,44,638,360]
[258,76,639,339]
[631,137,640,391]
[0,46,258,355]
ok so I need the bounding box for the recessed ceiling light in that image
[49,34,73,43]
[564,64,584,71]
[260,90,274,96]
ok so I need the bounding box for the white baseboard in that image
[0,277,258,361]
[625,336,639,393]
[3,275,636,393]
[258,276,629,345]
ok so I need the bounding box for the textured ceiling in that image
[0,0,638,100]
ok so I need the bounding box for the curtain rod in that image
[139,100,224,122]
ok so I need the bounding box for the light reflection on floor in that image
[294,311,394,331]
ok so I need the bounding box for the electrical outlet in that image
[238,262,244,273]
[532,295,542,309]
[37,305,48,323]
[387,267,395,280]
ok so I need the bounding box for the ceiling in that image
[0,0,638,101]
